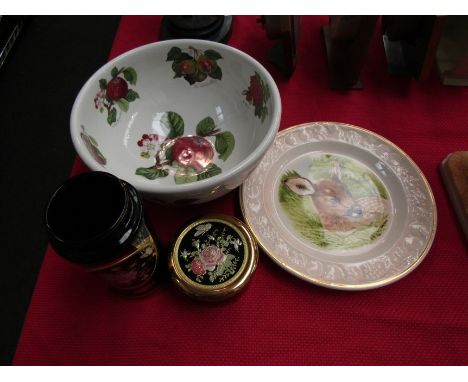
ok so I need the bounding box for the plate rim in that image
[240,121,437,290]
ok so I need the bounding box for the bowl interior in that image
[72,40,279,192]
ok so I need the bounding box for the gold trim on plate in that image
[240,121,437,290]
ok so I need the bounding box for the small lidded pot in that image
[169,214,258,301]
[45,171,159,297]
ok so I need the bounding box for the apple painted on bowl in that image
[71,39,281,204]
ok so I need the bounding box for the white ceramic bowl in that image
[71,39,281,204]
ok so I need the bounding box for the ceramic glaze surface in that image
[241,122,437,290]
[71,40,281,204]
[279,153,390,250]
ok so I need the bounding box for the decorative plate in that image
[240,122,437,290]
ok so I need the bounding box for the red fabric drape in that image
[14,16,468,365]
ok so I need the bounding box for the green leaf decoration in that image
[208,66,222,80]
[99,79,107,90]
[174,167,198,184]
[225,254,235,266]
[260,107,268,123]
[174,52,193,63]
[93,147,107,165]
[196,116,215,136]
[165,146,173,161]
[111,66,119,78]
[88,135,98,146]
[107,108,117,125]
[215,263,225,277]
[80,132,106,166]
[135,167,169,180]
[164,111,184,138]
[172,61,182,75]
[125,89,139,102]
[115,98,129,112]
[254,104,262,118]
[197,163,222,181]
[175,174,197,184]
[123,67,137,85]
[167,47,182,61]
[215,131,235,161]
[204,49,223,60]
[263,82,271,102]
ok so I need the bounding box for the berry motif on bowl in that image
[94,66,140,126]
[179,223,244,284]
[135,112,235,184]
[137,134,165,159]
[242,71,270,123]
[80,125,106,166]
[166,46,223,85]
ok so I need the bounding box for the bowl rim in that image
[70,38,281,196]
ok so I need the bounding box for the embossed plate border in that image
[240,122,437,290]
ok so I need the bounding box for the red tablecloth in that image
[14,16,468,365]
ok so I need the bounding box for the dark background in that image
[0,15,121,365]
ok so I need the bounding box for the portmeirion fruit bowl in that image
[70,39,281,204]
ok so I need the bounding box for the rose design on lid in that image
[190,245,226,276]
[178,222,245,284]
[190,258,206,276]
[199,245,226,271]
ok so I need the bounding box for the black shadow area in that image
[0,15,121,365]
